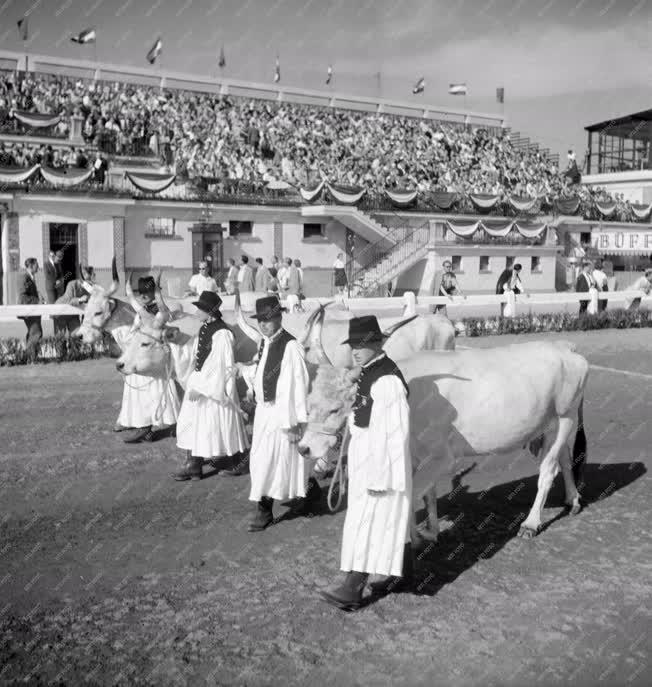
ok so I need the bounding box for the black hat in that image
[341,315,385,347]
[250,295,287,321]
[193,291,223,316]
[137,276,156,293]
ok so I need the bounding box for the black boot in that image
[221,452,249,476]
[171,454,203,481]
[288,477,322,516]
[123,425,153,444]
[248,497,273,531]
[367,544,414,596]
[320,571,369,611]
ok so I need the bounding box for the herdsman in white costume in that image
[172,291,249,481]
[321,316,413,612]
[240,296,321,532]
[114,276,180,443]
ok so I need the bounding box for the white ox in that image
[297,307,589,541]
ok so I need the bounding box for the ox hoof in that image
[415,522,439,543]
[517,525,540,539]
[565,498,584,516]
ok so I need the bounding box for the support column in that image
[273,221,283,260]
[78,222,88,268]
[0,209,6,305]
[418,245,439,297]
[4,212,20,304]
[112,216,126,285]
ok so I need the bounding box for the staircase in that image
[301,205,396,247]
[348,222,431,297]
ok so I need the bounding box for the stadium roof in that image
[585,109,652,141]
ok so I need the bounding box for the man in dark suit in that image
[576,261,597,314]
[43,250,64,304]
[496,263,524,316]
[18,257,43,362]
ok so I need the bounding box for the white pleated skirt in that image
[176,395,249,458]
[340,425,412,577]
[117,374,180,429]
[248,402,307,502]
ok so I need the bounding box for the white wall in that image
[223,221,275,264]
[87,219,114,268]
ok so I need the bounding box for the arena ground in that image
[0,328,650,686]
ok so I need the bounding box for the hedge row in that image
[455,308,652,337]
[0,334,113,366]
[1,308,650,365]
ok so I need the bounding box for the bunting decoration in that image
[218,46,226,69]
[554,196,581,215]
[266,179,292,190]
[146,37,162,65]
[327,183,366,205]
[71,28,96,44]
[0,164,39,183]
[412,77,425,95]
[448,83,467,95]
[470,193,500,210]
[13,110,62,128]
[430,191,458,210]
[40,166,94,187]
[631,202,652,220]
[507,194,538,212]
[17,17,28,42]
[326,65,333,85]
[444,220,547,239]
[595,201,617,218]
[125,171,176,193]
[299,180,325,203]
[385,188,418,207]
[274,55,280,83]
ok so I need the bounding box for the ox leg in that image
[519,416,575,538]
[559,445,582,515]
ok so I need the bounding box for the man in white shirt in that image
[187,261,218,296]
[592,259,609,312]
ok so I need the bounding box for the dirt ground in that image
[0,329,650,686]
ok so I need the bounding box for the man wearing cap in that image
[115,276,181,443]
[321,315,413,612]
[239,296,317,531]
[172,291,249,481]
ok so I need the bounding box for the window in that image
[451,255,462,272]
[479,256,490,272]
[229,221,253,237]
[531,256,542,273]
[146,217,175,237]
[506,256,515,269]
[303,223,324,239]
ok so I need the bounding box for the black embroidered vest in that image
[144,301,159,315]
[195,318,231,372]
[256,329,295,403]
[353,354,409,428]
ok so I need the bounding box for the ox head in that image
[114,272,178,376]
[75,257,122,344]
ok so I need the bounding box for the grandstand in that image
[1,50,650,305]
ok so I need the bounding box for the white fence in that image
[1,290,651,323]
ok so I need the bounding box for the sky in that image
[0,0,650,161]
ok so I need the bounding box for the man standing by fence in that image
[17,258,43,363]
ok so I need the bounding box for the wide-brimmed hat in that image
[341,315,385,347]
[137,276,156,294]
[250,295,287,321]
[193,290,223,316]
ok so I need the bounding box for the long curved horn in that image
[299,300,334,347]
[306,303,333,366]
[125,271,147,317]
[107,256,120,296]
[153,271,171,328]
[382,314,417,339]
[235,291,262,345]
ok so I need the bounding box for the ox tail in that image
[572,396,587,489]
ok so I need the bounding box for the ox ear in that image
[108,298,118,313]
[164,326,181,343]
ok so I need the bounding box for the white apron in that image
[340,375,412,577]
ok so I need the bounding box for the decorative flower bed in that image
[0,335,112,366]
[454,308,652,337]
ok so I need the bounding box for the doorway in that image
[191,224,224,285]
[49,223,79,288]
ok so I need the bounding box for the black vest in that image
[195,318,231,372]
[256,329,295,403]
[353,354,409,428]
[144,301,159,315]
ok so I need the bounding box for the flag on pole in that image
[326,64,333,85]
[412,76,425,94]
[274,55,280,83]
[448,83,467,95]
[146,37,162,65]
[496,87,504,104]
[71,28,96,44]
[17,17,28,42]
[218,45,226,69]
